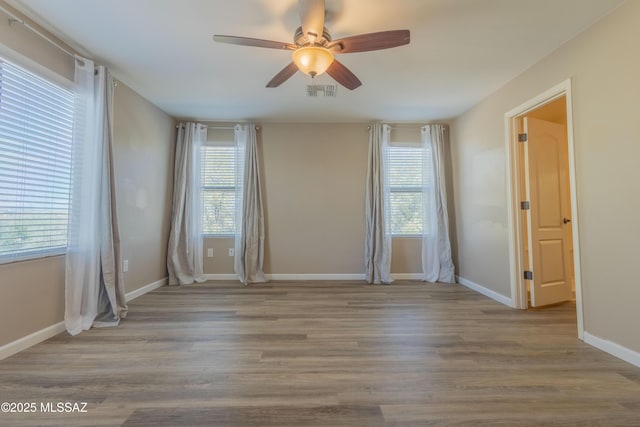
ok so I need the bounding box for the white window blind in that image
[201,144,238,235]
[386,144,431,235]
[0,58,74,263]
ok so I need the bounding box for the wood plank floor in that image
[1,280,639,426]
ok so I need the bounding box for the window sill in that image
[0,250,66,266]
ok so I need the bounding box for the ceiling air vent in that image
[306,84,337,97]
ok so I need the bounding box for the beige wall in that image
[0,5,175,347]
[451,0,640,352]
[262,123,368,275]
[203,122,428,276]
[391,238,422,274]
[0,1,73,80]
[203,237,235,274]
[0,256,66,346]
[112,83,176,293]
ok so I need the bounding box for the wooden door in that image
[523,117,573,306]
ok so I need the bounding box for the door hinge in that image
[521,201,530,210]
[524,271,533,280]
[518,133,528,142]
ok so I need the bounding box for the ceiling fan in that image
[213,0,410,90]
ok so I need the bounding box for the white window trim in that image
[386,142,427,237]
[201,141,237,237]
[0,53,75,264]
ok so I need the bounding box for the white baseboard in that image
[391,273,423,280]
[583,332,640,368]
[205,273,367,281]
[205,274,239,281]
[266,274,366,281]
[457,275,513,307]
[0,321,66,361]
[0,276,168,361]
[125,277,168,301]
[205,273,435,282]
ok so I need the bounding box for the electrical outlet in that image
[207,248,213,258]
[123,259,129,272]
[228,248,234,257]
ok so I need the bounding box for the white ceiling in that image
[9,0,623,122]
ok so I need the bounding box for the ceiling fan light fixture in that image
[292,46,334,77]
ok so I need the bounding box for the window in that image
[386,144,431,236]
[0,57,74,263]
[201,144,239,235]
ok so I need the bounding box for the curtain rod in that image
[0,4,77,59]
[176,124,260,130]
[367,125,447,130]
[367,125,424,130]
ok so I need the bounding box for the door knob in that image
[563,217,572,224]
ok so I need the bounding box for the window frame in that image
[386,141,428,238]
[0,53,75,264]
[201,140,238,237]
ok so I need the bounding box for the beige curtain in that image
[167,123,207,285]
[234,124,267,285]
[421,124,455,283]
[364,123,393,284]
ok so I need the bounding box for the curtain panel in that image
[234,124,267,285]
[167,122,207,285]
[421,124,455,283]
[364,123,393,284]
[65,59,128,335]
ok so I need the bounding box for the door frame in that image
[503,78,584,339]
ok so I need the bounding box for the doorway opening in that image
[504,79,584,339]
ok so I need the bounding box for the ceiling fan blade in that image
[326,60,361,90]
[266,62,299,88]
[299,0,325,43]
[214,35,296,51]
[328,30,410,53]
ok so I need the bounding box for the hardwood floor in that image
[1,281,639,426]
